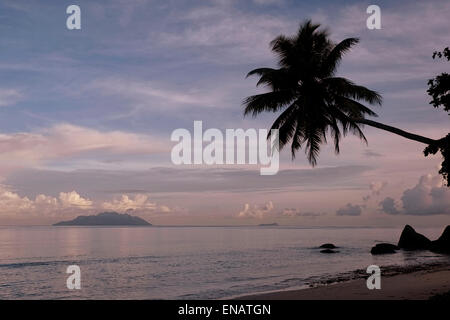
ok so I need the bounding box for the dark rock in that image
[371,243,399,255]
[319,243,337,249]
[397,225,431,250]
[320,249,339,254]
[430,226,450,254]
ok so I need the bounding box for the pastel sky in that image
[0,0,449,226]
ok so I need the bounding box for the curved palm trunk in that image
[352,118,437,145]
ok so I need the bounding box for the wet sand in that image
[237,266,450,300]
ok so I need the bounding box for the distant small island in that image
[258,223,279,226]
[53,212,151,226]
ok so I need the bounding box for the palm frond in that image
[246,68,277,78]
[247,68,295,91]
[324,77,382,105]
[321,38,359,77]
[304,126,325,166]
[243,90,295,117]
[328,118,342,154]
[269,102,299,148]
[270,35,295,68]
[335,96,378,118]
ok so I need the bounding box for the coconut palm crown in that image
[243,20,383,165]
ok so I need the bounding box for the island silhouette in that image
[53,212,151,226]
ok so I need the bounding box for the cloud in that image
[379,197,401,215]
[0,88,23,107]
[252,0,283,5]
[0,185,174,218]
[336,203,362,216]
[237,201,274,218]
[0,189,34,214]
[6,165,370,197]
[280,208,324,217]
[327,2,450,68]
[401,174,450,215]
[363,149,383,158]
[91,78,223,109]
[157,3,294,63]
[59,191,93,208]
[333,181,386,216]
[237,202,324,219]
[0,124,167,170]
[380,174,450,215]
[102,194,172,214]
[363,181,387,201]
[370,181,387,195]
[0,188,92,217]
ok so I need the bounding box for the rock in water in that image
[320,249,339,254]
[430,226,450,254]
[370,243,399,255]
[319,243,337,249]
[397,225,431,250]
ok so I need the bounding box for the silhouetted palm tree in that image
[244,20,438,166]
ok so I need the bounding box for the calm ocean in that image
[0,226,448,299]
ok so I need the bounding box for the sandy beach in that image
[237,266,450,300]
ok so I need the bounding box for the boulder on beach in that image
[320,249,339,254]
[319,243,337,249]
[370,243,399,255]
[397,225,431,250]
[430,226,450,254]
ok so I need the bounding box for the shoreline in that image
[235,263,450,300]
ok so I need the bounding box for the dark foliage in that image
[427,47,450,113]
[424,48,450,186]
[424,134,450,187]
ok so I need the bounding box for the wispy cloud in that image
[157,3,295,64]
[5,165,370,198]
[90,77,234,110]
[0,124,168,170]
[0,88,23,107]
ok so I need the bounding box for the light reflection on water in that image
[0,226,448,299]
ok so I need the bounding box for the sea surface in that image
[0,226,449,299]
